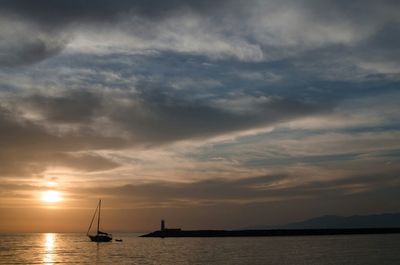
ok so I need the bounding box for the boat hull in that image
[88,234,112,242]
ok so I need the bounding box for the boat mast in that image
[97,199,101,234]
[87,200,99,236]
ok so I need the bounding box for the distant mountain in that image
[245,213,400,230]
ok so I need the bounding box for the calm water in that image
[0,233,399,264]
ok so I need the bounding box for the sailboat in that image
[87,199,112,242]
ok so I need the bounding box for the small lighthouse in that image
[161,219,165,231]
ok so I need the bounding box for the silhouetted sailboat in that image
[87,199,112,242]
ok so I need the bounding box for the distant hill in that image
[245,213,400,230]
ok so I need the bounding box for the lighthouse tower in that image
[161,219,165,231]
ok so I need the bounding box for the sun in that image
[41,190,62,203]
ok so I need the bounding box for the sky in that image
[0,0,400,232]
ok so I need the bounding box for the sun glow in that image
[41,190,62,203]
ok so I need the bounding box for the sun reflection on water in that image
[43,233,56,264]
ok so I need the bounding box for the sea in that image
[0,233,399,264]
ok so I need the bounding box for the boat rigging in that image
[87,199,112,242]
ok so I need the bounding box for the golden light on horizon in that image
[41,190,62,203]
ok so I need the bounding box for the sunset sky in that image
[1,0,400,232]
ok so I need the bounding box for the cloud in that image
[72,170,400,208]
[0,105,125,177]
[2,0,400,66]
[0,0,229,26]
[110,92,330,145]
[4,74,334,144]
[0,15,68,67]
[23,90,102,123]
[52,153,120,172]
[0,35,66,67]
